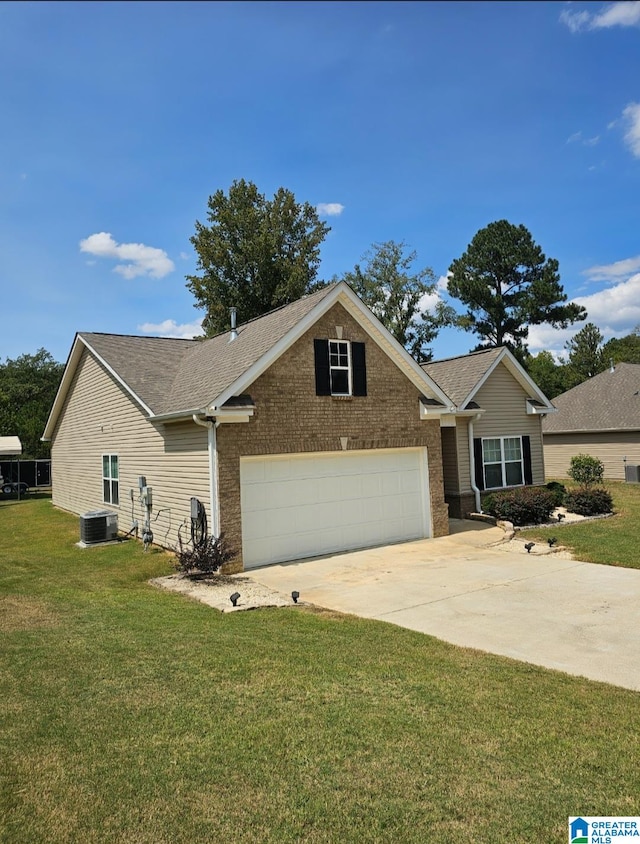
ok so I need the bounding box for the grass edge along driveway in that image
[1,495,638,844]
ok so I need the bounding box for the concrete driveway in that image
[249,520,640,692]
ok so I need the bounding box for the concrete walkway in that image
[249,520,640,692]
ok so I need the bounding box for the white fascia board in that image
[461,347,555,410]
[42,334,154,440]
[42,335,84,440]
[527,400,558,415]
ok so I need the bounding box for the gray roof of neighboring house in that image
[422,347,504,407]
[80,284,338,416]
[542,363,640,434]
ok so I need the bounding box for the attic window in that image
[329,340,351,395]
[314,339,367,397]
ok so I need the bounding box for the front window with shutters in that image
[329,340,352,395]
[102,454,119,505]
[482,437,523,489]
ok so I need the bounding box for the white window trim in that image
[329,339,352,396]
[482,436,524,490]
[102,453,119,505]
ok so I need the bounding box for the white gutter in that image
[468,412,483,513]
[192,414,220,537]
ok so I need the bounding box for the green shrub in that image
[564,488,613,516]
[545,481,567,507]
[482,486,556,526]
[568,454,605,488]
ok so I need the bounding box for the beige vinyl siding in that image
[51,350,209,549]
[440,426,460,494]
[544,431,640,481]
[474,362,545,486]
[455,418,472,493]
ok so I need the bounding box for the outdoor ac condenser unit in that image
[624,464,640,483]
[79,510,119,544]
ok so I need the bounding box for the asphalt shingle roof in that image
[80,284,337,416]
[422,347,504,407]
[542,363,640,433]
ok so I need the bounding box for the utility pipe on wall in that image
[468,412,483,513]
[192,414,220,537]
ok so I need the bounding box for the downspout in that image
[468,412,483,513]
[192,414,220,537]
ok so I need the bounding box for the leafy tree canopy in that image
[0,349,63,459]
[186,179,330,337]
[338,240,454,362]
[602,326,640,365]
[524,350,570,400]
[447,220,586,361]
[564,322,606,386]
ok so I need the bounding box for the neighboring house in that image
[422,347,556,518]
[43,282,456,571]
[543,362,640,481]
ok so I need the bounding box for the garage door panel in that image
[240,449,431,568]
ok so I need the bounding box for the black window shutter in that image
[522,435,533,485]
[314,339,331,396]
[352,342,367,396]
[473,438,485,491]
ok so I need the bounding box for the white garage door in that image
[240,448,431,569]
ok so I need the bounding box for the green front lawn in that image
[520,481,640,568]
[1,496,638,843]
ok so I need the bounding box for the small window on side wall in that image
[314,339,367,397]
[102,454,119,505]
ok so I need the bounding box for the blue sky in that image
[2,0,640,365]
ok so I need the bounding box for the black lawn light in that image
[230,592,241,607]
[291,591,300,604]
[524,542,535,554]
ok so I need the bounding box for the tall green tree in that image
[564,322,606,386]
[602,326,640,365]
[0,349,63,459]
[524,350,570,399]
[447,220,586,361]
[186,179,330,336]
[338,241,454,362]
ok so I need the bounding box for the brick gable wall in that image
[217,303,448,571]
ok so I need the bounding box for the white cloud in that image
[437,274,451,292]
[417,290,443,313]
[622,102,640,157]
[528,273,640,356]
[79,232,175,279]
[137,318,204,339]
[561,1,640,32]
[592,0,640,28]
[179,251,190,261]
[566,130,600,147]
[560,9,592,32]
[584,254,640,281]
[574,272,640,328]
[316,203,344,217]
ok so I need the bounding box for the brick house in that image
[43,283,554,569]
[43,282,455,571]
